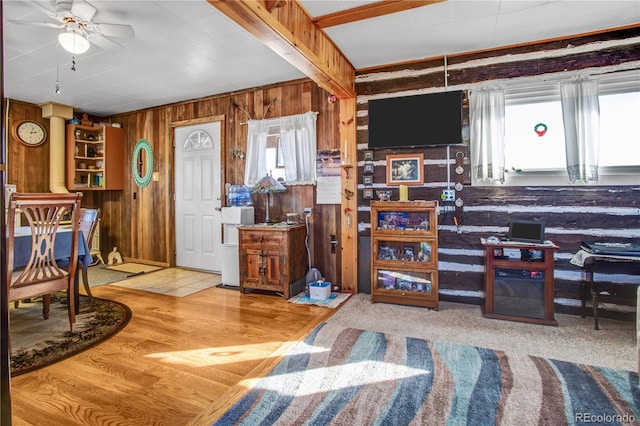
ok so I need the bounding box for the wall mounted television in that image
[368,90,464,148]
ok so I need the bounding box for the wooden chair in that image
[7,192,83,330]
[78,208,100,299]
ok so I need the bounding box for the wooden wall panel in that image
[355,26,640,317]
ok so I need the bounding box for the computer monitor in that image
[508,220,545,243]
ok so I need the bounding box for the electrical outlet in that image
[441,189,455,202]
[304,207,312,217]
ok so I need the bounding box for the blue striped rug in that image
[213,322,640,425]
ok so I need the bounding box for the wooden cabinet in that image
[66,124,124,191]
[370,200,439,309]
[482,240,559,326]
[238,224,307,299]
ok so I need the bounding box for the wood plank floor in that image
[9,272,337,425]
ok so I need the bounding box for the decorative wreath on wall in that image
[534,123,548,137]
[132,138,154,188]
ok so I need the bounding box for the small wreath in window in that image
[534,123,548,137]
[132,138,154,188]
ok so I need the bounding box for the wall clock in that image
[12,120,47,146]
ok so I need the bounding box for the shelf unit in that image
[370,200,439,309]
[482,240,559,326]
[66,124,124,191]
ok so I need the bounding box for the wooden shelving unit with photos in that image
[370,200,439,309]
[66,124,124,191]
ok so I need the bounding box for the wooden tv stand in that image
[482,239,558,326]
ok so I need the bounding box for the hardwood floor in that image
[10,272,337,425]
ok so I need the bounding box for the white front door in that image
[174,121,222,272]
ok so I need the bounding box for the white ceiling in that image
[4,0,639,117]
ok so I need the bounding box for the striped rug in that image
[213,322,640,425]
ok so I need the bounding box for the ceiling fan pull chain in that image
[71,55,76,71]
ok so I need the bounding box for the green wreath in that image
[534,123,548,137]
[132,138,154,188]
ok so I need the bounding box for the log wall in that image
[356,26,640,317]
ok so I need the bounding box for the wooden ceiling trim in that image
[208,0,355,99]
[313,0,445,29]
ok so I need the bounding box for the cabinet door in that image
[263,250,284,288]
[373,237,436,268]
[241,248,263,286]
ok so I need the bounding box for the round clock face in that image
[13,120,47,146]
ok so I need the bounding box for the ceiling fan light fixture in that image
[58,29,90,54]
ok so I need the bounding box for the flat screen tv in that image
[368,90,464,148]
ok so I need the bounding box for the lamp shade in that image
[58,30,90,54]
[251,174,286,194]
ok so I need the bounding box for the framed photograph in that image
[386,153,424,186]
[363,150,374,161]
[363,188,373,199]
[363,175,373,185]
[363,162,374,174]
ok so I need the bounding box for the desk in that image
[570,250,640,330]
[13,226,92,314]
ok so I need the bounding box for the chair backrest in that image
[78,208,100,247]
[6,192,83,301]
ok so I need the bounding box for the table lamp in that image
[251,174,286,223]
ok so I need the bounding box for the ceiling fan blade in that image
[8,20,64,29]
[88,34,123,52]
[25,0,63,22]
[71,0,97,23]
[92,23,134,39]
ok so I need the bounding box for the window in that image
[266,132,285,182]
[244,111,318,186]
[478,70,640,186]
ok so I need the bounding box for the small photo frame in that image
[363,150,374,161]
[363,162,374,174]
[363,188,373,199]
[363,175,373,185]
[386,153,424,186]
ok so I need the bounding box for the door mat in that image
[105,263,162,275]
[288,291,351,308]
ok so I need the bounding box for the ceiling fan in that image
[10,0,135,53]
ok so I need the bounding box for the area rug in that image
[9,293,131,376]
[87,264,131,287]
[209,322,640,425]
[105,262,162,275]
[288,291,351,308]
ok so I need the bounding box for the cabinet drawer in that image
[241,232,284,248]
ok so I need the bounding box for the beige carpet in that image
[105,262,162,274]
[327,294,637,371]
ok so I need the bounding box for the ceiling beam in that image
[208,0,355,99]
[313,0,446,29]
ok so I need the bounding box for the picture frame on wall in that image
[363,175,373,185]
[363,150,374,161]
[363,163,374,174]
[386,153,424,186]
[363,188,373,199]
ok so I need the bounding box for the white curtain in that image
[561,80,600,183]
[244,111,318,186]
[470,89,506,183]
[244,119,269,186]
[279,111,317,184]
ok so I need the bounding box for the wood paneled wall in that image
[356,26,640,317]
[4,79,343,286]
